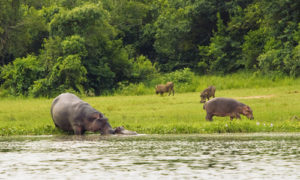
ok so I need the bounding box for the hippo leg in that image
[236,114,241,119]
[73,125,84,135]
[206,113,213,121]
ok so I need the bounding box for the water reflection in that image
[0,133,299,179]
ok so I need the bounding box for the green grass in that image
[114,71,300,96]
[0,81,300,135]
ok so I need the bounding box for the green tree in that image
[0,55,43,96]
[0,0,48,65]
[130,55,158,83]
[49,2,132,95]
[198,13,242,74]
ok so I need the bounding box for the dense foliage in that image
[0,0,299,97]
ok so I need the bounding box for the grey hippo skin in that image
[203,97,254,121]
[51,93,114,135]
[200,86,216,103]
[155,82,174,96]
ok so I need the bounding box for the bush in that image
[285,44,300,77]
[166,68,194,83]
[116,68,197,95]
[115,82,153,96]
[0,55,43,96]
[130,55,158,83]
[30,54,87,97]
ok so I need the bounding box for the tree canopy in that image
[0,0,299,97]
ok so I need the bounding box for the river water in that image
[0,133,299,179]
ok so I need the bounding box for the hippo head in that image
[87,113,114,135]
[242,106,254,120]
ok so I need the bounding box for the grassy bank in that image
[1,79,300,135]
[97,86,300,134]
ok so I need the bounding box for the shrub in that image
[30,54,87,97]
[130,55,158,83]
[0,55,43,96]
[159,68,194,84]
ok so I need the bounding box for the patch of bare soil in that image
[236,95,275,99]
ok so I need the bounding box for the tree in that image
[0,0,48,65]
[49,2,132,95]
[0,55,43,96]
[198,12,242,74]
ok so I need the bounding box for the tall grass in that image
[115,69,299,95]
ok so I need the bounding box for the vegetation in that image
[0,0,299,97]
[0,1,299,135]
[0,74,300,136]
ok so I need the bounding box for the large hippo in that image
[51,93,114,135]
[155,82,174,96]
[203,97,254,121]
[200,86,216,103]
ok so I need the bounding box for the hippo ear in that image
[243,106,251,113]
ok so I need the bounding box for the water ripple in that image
[0,133,299,179]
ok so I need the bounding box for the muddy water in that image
[0,133,299,179]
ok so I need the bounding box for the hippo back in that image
[51,93,97,131]
[204,97,241,113]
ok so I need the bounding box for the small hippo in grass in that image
[155,82,174,96]
[200,86,216,103]
[203,97,254,121]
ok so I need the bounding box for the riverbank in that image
[0,84,300,135]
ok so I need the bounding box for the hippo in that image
[203,97,254,121]
[200,86,216,103]
[51,93,114,135]
[155,82,174,96]
[114,126,137,135]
